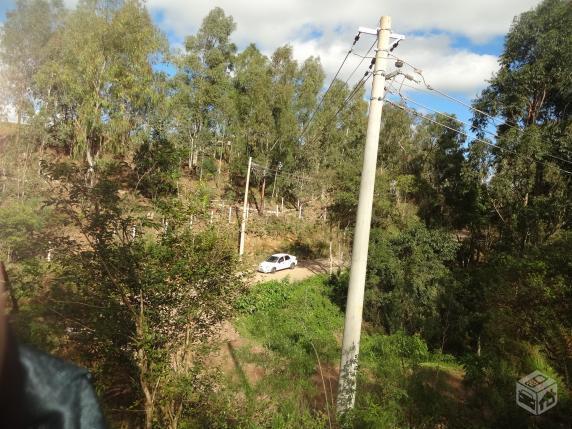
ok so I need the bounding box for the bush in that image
[38,161,244,428]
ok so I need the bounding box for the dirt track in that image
[250,258,342,284]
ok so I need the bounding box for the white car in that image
[258,253,298,273]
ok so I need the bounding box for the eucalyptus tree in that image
[0,0,64,142]
[7,0,166,177]
[472,0,572,252]
[175,7,237,176]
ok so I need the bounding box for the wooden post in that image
[228,206,232,224]
[239,157,252,257]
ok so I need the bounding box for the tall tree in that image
[176,7,236,175]
[30,0,166,171]
[472,0,572,252]
[0,0,64,144]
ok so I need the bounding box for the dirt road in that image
[250,259,342,284]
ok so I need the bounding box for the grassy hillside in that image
[204,276,471,428]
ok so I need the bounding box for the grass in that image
[225,275,472,428]
[236,276,342,368]
[229,276,342,426]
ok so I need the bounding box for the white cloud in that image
[146,0,539,97]
[396,34,499,96]
[147,0,541,47]
[411,50,498,95]
[288,33,499,97]
[20,0,536,97]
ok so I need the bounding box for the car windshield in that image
[265,256,280,262]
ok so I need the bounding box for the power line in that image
[333,71,372,119]
[345,39,376,85]
[297,32,362,143]
[261,68,372,180]
[251,161,313,182]
[350,51,374,59]
[385,99,572,176]
[387,52,526,133]
[252,72,372,180]
[249,70,372,185]
[302,69,372,149]
[387,89,572,168]
[387,79,572,167]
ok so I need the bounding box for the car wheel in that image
[271,267,277,273]
[290,263,295,270]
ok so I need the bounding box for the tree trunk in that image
[142,379,154,429]
[188,138,194,171]
[16,110,21,148]
[137,293,156,429]
[86,141,96,187]
[271,170,278,199]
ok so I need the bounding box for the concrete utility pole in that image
[336,16,391,413]
[239,156,252,257]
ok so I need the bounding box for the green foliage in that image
[466,234,572,384]
[237,277,342,373]
[0,0,64,120]
[2,0,168,165]
[365,222,459,336]
[348,332,429,428]
[344,332,467,429]
[39,161,244,427]
[2,0,572,427]
[0,200,49,262]
[228,277,342,426]
[472,0,572,252]
[134,132,182,199]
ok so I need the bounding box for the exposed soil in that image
[250,258,342,284]
[309,362,339,413]
[211,320,266,387]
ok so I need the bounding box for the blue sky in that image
[1,0,541,131]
